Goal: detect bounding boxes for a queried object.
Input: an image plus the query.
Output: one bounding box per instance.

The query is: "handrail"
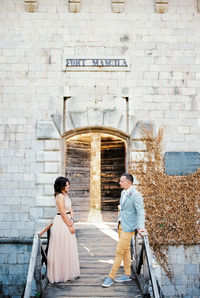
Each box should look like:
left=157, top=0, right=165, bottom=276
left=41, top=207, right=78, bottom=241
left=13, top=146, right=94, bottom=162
left=37, top=221, right=53, bottom=237
left=24, top=234, right=39, bottom=298
left=132, top=231, right=163, bottom=298
left=23, top=221, right=53, bottom=298
left=143, top=235, right=160, bottom=297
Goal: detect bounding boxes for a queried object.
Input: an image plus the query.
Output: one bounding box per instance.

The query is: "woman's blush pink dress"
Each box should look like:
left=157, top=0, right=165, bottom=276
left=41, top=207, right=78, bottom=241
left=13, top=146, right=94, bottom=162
left=47, top=195, right=80, bottom=283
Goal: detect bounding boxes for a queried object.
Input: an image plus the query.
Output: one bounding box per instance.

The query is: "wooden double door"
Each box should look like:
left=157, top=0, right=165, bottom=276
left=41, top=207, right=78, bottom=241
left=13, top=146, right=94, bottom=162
left=65, top=133, right=126, bottom=221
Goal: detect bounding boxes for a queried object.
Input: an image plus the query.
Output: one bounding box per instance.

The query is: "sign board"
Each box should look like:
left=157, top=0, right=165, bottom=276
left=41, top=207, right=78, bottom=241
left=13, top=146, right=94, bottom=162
left=62, top=46, right=130, bottom=72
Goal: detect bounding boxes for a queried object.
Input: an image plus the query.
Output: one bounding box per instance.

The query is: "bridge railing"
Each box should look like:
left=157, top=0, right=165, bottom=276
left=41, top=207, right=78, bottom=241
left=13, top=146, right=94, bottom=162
left=23, top=221, right=53, bottom=298
left=131, top=231, right=164, bottom=298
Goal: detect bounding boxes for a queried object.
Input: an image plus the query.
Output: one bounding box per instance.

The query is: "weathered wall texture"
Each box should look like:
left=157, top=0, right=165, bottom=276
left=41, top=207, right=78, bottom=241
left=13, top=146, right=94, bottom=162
left=0, top=0, right=199, bottom=236
left=0, top=242, right=32, bottom=296
left=0, top=0, right=200, bottom=296
left=153, top=245, right=200, bottom=297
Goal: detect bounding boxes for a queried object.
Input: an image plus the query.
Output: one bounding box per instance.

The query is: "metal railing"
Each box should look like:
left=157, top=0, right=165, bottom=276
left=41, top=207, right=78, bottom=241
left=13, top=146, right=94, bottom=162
left=131, top=231, right=164, bottom=298
left=23, top=221, right=53, bottom=298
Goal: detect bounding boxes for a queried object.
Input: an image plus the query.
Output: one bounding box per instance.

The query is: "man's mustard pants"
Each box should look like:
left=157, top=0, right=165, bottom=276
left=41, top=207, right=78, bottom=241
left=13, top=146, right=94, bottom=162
left=108, top=223, right=134, bottom=279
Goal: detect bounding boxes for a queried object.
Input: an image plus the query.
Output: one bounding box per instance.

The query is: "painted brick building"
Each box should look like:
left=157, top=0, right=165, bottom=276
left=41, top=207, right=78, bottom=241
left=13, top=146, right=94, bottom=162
left=0, top=0, right=200, bottom=297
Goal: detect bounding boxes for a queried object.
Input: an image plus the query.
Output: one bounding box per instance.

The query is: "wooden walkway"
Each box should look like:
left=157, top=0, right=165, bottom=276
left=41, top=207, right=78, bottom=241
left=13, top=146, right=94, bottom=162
left=44, top=222, right=143, bottom=298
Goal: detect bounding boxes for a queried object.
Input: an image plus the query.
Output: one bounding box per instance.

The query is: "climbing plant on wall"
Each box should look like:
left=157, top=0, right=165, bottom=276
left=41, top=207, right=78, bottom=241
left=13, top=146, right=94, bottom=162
left=131, top=126, right=200, bottom=278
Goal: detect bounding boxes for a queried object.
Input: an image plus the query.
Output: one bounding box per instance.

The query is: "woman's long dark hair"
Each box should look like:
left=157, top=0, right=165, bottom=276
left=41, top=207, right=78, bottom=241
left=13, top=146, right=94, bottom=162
left=54, top=176, right=70, bottom=197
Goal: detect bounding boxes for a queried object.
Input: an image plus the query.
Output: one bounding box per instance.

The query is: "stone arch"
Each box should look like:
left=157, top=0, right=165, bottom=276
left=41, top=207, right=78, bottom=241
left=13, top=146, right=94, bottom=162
left=63, top=126, right=130, bottom=145
left=63, top=95, right=136, bottom=136
left=64, top=127, right=129, bottom=222
left=35, top=109, right=152, bottom=223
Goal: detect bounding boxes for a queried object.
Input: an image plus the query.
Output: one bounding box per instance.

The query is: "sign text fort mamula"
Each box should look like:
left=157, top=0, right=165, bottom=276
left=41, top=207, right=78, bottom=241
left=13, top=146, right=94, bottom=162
left=65, top=58, right=128, bottom=67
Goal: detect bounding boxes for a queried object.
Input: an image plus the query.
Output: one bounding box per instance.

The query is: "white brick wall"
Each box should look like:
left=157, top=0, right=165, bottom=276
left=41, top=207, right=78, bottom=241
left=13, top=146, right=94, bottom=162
left=0, top=0, right=200, bottom=238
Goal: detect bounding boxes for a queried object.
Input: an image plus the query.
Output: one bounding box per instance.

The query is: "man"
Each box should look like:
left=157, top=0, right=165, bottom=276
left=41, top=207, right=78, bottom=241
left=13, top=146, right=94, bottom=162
left=102, top=173, right=146, bottom=287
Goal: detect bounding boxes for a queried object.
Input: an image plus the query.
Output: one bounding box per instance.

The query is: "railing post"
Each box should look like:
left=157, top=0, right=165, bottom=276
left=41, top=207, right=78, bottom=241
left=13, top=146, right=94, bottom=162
left=24, top=221, right=53, bottom=298
left=34, top=237, right=42, bottom=296
left=24, top=234, right=39, bottom=298
left=135, top=232, right=143, bottom=269
left=143, top=246, right=150, bottom=295
left=143, top=236, right=160, bottom=298
left=132, top=232, right=162, bottom=298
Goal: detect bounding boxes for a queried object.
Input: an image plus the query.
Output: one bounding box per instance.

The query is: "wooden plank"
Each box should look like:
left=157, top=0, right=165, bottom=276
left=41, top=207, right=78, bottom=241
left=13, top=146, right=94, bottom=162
left=56, top=276, right=138, bottom=286
left=77, top=243, right=117, bottom=248
left=70, top=199, right=90, bottom=206
left=76, top=238, right=117, bottom=243
left=101, top=138, right=125, bottom=212
left=70, top=191, right=90, bottom=197
left=44, top=284, right=142, bottom=297
left=42, top=275, right=49, bottom=294
left=66, top=167, right=90, bottom=173
left=77, top=235, right=116, bottom=242
left=44, top=223, right=142, bottom=297
left=68, top=184, right=90, bottom=191
left=77, top=251, right=116, bottom=256
left=66, top=138, right=90, bottom=221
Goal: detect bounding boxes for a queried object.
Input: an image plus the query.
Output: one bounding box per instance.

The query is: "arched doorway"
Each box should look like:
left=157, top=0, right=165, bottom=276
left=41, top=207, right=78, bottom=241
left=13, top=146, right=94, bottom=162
left=101, top=135, right=125, bottom=212
left=65, top=131, right=126, bottom=222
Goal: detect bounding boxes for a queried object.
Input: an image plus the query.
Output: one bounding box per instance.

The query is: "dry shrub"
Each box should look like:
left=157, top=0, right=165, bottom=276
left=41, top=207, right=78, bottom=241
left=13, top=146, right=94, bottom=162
left=131, top=126, right=200, bottom=278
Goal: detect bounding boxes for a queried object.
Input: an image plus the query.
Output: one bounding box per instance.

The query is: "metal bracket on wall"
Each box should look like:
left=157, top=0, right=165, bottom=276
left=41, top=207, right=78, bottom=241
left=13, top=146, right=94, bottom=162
left=112, top=0, right=125, bottom=13
left=24, top=0, right=38, bottom=12
left=68, top=0, right=81, bottom=13
left=155, top=0, right=168, bottom=14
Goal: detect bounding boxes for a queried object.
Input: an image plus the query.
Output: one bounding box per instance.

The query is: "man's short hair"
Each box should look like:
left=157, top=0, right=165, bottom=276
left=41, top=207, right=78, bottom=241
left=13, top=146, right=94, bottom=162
left=121, top=173, right=134, bottom=183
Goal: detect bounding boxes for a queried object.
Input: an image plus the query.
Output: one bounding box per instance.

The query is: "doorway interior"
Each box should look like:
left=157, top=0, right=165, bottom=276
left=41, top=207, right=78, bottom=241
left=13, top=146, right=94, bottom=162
left=65, top=132, right=126, bottom=222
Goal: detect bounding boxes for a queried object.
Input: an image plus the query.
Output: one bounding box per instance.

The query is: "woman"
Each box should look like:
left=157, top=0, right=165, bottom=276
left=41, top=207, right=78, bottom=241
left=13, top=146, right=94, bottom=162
left=47, top=176, right=80, bottom=283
